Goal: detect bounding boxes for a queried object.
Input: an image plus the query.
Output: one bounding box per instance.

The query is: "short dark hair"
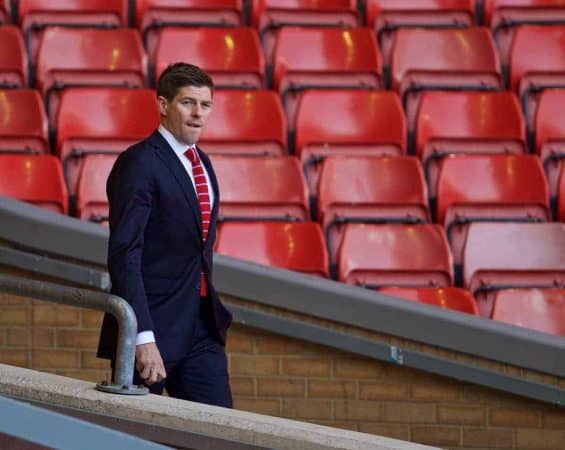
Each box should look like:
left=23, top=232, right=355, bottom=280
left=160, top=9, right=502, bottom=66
left=157, top=62, right=214, bottom=101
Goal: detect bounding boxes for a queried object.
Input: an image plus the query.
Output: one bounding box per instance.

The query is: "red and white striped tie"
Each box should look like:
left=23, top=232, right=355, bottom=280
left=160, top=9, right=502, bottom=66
left=185, top=146, right=211, bottom=297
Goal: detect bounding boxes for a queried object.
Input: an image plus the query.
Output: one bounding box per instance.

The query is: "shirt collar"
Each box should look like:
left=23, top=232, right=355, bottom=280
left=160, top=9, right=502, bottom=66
left=158, top=124, right=195, bottom=157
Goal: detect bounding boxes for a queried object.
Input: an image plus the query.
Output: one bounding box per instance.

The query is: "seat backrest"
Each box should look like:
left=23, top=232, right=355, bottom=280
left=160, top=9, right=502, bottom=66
left=463, top=222, right=565, bottom=290
left=253, top=0, right=359, bottom=64
left=56, top=87, right=158, bottom=196
left=0, top=89, right=48, bottom=154
left=272, top=27, right=382, bottom=92
left=19, top=0, right=127, bottom=60
left=136, top=0, right=243, bottom=27
left=318, top=156, right=429, bottom=267
left=534, top=88, right=565, bottom=154
left=484, top=0, right=565, bottom=64
left=484, top=0, right=565, bottom=25
left=390, top=27, right=501, bottom=94
left=76, top=154, right=117, bottom=221
left=210, top=155, right=309, bottom=221
left=253, top=0, right=357, bottom=25
left=0, top=154, right=68, bottom=214
left=318, top=156, right=429, bottom=223
left=36, top=27, right=147, bottom=102
left=273, top=27, right=382, bottom=129
left=294, top=89, right=406, bottom=157
left=136, top=0, right=244, bottom=57
left=379, top=286, right=479, bottom=315
left=415, top=91, right=525, bottom=158
left=491, top=288, right=565, bottom=336
left=366, top=0, right=475, bottom=29
left=18, top=0, right=127, bottom=25
left=509, top=25, right=565, bottom=93
left=436, top=154, right=549, bottom=224
left=337, top=224, right=453, bottom=287
left=0, top=26, right=27, bottom=88
left=199, top=89, right=286, bottom=156
left=216, top=221, right=329, bottom=277
left=154, top=27, right=264, bottom=88
left=56, top=88, right=160, bottom=161
left=366, top=0, right=475, bottom=66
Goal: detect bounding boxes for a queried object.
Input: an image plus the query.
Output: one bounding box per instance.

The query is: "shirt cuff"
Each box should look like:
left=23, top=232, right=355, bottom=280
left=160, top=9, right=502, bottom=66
left=136, top=331, right=155, bottom=346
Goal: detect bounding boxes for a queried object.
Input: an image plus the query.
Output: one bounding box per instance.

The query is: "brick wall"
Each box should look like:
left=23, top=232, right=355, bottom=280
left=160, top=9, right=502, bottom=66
left=226, top=324, right=565, bottom=450
left=1, top=290, right=564, bottom=449
left=0, top=292, right=111, bottom=383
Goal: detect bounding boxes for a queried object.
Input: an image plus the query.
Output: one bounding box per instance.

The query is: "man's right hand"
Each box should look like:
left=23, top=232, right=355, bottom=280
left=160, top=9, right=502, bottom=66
left=135, top=342, right=166, bottom=385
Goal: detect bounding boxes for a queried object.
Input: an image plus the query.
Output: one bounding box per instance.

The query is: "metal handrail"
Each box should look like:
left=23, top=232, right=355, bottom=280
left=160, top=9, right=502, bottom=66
left=0, top=274, right=147, bottom=395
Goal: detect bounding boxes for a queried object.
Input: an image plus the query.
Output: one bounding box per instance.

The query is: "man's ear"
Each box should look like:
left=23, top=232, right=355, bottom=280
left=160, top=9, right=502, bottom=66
left=157, top=96, right=168, bottom=116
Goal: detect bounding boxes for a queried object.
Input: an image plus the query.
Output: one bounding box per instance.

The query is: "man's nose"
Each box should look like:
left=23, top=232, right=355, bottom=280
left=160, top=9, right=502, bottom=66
left=192, top=104, right=202, bottom=117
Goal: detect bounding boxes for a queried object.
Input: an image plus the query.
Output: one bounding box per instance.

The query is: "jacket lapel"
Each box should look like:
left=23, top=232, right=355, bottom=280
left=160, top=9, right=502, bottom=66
left=148, top=131, right=202, bottom=237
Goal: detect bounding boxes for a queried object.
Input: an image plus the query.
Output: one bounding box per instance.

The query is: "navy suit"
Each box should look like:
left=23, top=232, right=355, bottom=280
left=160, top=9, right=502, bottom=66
left=97, top=130, right=232, bottom=406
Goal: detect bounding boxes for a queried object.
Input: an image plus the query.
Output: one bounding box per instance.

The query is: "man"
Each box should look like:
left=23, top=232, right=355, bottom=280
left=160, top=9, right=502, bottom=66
left=97, top=62, right=233, bottom=408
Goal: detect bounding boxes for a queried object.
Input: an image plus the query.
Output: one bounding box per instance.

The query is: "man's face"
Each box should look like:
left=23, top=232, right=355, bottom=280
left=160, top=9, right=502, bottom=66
left=158, top=85, right=213, bottom=146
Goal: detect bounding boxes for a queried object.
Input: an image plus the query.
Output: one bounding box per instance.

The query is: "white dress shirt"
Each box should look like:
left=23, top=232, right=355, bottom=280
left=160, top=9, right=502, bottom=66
left=136, top=125, right=215, bottom=346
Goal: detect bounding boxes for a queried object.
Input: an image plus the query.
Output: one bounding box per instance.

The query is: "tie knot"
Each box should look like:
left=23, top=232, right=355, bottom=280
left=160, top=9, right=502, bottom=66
left=185, top=146, right=198, bottom=164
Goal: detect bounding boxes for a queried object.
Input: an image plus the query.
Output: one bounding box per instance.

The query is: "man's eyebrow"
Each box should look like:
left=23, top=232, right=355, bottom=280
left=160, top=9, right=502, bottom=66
left=178, top=96, right=213, bottom=104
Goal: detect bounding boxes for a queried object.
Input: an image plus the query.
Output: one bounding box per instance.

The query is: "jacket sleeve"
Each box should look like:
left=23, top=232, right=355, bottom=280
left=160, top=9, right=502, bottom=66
left=106, top=148, right=155, bottom=333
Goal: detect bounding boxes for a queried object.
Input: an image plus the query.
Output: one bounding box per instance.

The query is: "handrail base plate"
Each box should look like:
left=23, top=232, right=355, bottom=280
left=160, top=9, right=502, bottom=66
left=96, top=382, right=149, bottom=396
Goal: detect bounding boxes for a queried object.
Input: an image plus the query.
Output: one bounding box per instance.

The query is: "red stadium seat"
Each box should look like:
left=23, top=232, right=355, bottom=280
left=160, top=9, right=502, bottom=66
left=18, top=0, right=127, bottom=61
left=136, top=0, right=244, bottom=58
left=415, top=91, right=526, bottom=195
left=0, top=26, right=27, bottom=88
left=463, top=222, right=565, bottom=317
left=0, top=89, right=48, bottom=154
left=36, top=28, right=147, bottom=122
left=210, top=155, right=309, bottom=221
left=365, top=0, right=476, bottom=66
left=252, top=0, right=359, bottom=65
left=216, top=221, right=329, bottom=277
left=484, top=0, right=565, bottom=64
left=273, top=27, right=382, bottom=127
left=558, top=164, right=565, bottom=221
left=200, top=89, right=286, bottom=156
left=295, top=89, right=406, bottom=193
left=76, top=154, right=117, bottom=223
left=337, top=224, right=453, bottom=287
left=436, top=154, right=550, bottom=266
left=379, top=287, right=479, bottom=315
left=318, top=156, right=429, bottom=267
left=534, top=89, right=565, bottom=199
left=509, top=25, right=565, bottom=129
left=0, top=154, right=68, bottom=214
left=491, top=288, right=565, bottom=336
left=153, top=27, right=264, bottom=88
left=391, top=27, right=502, bottom=125
left=56, top=88, right=159, bottom=197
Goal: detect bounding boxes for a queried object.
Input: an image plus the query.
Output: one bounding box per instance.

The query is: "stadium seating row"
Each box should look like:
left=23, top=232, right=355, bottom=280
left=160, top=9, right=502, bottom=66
left=2, top=23, right=565, bottom=115
left=2, top=1, right=565, bottom=50
left=1, top=1, right=562, bottom=25
left=1, top=151, right=563, bottom=261
left=215, top=220, right=565, bottom=328
left=2, top=87, right=564, bottom=210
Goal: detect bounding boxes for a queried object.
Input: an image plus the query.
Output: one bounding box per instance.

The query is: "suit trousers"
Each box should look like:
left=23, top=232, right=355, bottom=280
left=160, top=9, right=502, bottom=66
left=123, top=296, right=232, bottom=408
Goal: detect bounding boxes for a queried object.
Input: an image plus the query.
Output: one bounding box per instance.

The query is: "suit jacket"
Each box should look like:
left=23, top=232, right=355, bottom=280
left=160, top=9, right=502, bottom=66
left=97, top=130, right=232, bottom=363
